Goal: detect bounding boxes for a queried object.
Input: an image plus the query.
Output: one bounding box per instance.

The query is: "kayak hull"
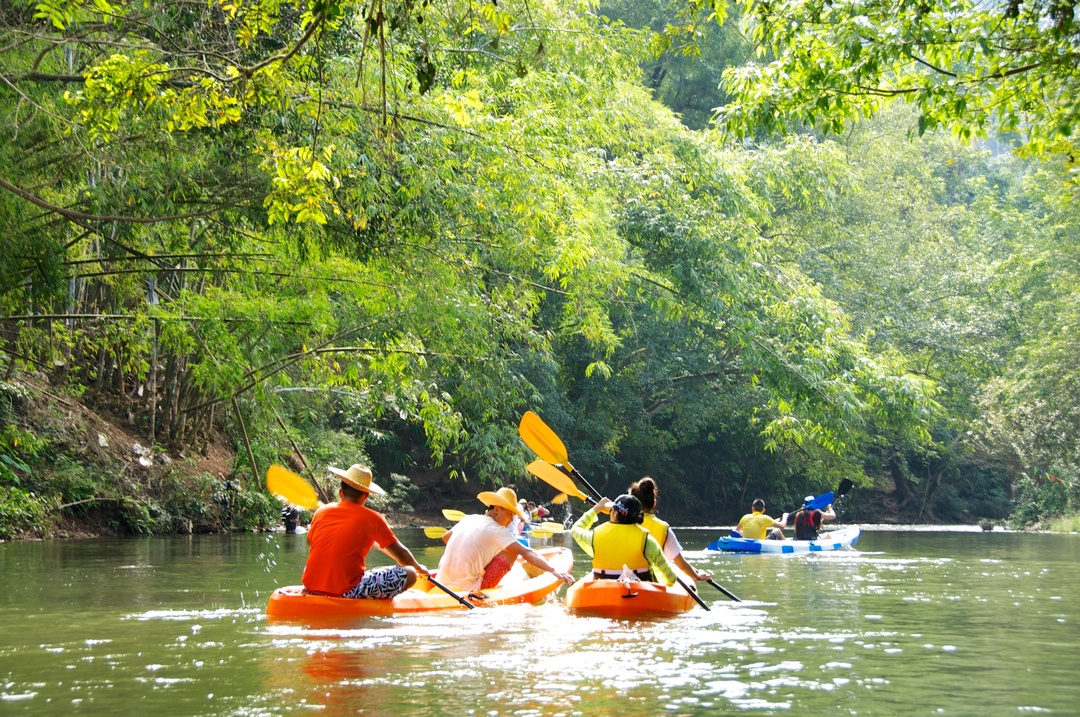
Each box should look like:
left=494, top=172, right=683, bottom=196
left=266, top=547, right=572, bottom=622
left=564, top=578, right=696, bottom=617
left=707, top=527, right=861, bottom=553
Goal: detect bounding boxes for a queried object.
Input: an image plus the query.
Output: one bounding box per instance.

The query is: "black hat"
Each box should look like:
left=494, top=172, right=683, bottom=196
left=610, top=494, right=644, bottom=524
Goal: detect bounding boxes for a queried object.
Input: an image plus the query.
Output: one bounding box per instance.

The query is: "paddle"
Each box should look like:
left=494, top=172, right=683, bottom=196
left=790, top=479, right=854, bottom=515
left=789, top=478, right=854, bottom=519
left=706, top=579, right=740, bottom=602
left=525, top=459, right=592, bottom=503
left=519, top=411, right=605, bottom=501
left=545, top=493, right=569, bottom=506
left=266, top=464, right=321, bottom=510
left=425, top=575, right=475, bottom=609
left=442, top=508, right=466, bottom=522
left=426, top=522, right=560, bottom=542
left=675, top=575, right=711, bottom=611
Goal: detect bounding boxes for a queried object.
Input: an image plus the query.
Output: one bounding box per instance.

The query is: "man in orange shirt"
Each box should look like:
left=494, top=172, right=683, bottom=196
left=302, top=464, right=428, bottom=599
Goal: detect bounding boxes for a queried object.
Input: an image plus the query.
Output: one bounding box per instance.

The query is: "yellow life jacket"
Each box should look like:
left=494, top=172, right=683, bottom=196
left=592, top=522, right=650, bottom=579
left=641, top=513, right=669, bottom=551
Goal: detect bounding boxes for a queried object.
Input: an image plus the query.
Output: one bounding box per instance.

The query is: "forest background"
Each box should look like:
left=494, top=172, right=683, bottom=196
left=1, top=0, right=1078, bottom=539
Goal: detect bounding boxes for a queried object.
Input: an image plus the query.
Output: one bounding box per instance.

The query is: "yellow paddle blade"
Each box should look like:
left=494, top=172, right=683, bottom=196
left=266, top=464, right=319, bottom=510
left=519, top=411, right=571, bottom=466
left=424, top=526, right=448, bottom=539
left=526, top=460, right=588, bottom=501
left=552, top=492, right=569, bottom=505
left=527, top=528, right=552, bottom=539
left=538, top=521, right=566, bottom=533
left=441, top=508, right=466, bottom=522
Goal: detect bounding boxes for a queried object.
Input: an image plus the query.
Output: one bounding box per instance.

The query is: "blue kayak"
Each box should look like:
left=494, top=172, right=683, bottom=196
left=706, top=527, right=861, bottom=553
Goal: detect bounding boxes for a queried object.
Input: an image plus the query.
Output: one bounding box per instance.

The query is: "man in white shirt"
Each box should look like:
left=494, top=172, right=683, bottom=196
left=437, top=486, right=575, bottom=595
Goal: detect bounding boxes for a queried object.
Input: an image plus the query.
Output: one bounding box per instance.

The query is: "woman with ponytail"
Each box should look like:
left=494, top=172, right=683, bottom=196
left=629, top=477, right=711, bottom=585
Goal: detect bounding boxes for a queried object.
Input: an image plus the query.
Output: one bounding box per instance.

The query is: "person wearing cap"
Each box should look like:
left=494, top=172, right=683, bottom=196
left=737, top=498, right=788, bottom=540
left=570, top=494, right=678, bottom=585
left=302, top=464, right=429, bottom=599
left=629, top=476, right=711, bottom=583
left=792, top=498, right=837, bottom=540
left=436, top=486, right=575, bottom=594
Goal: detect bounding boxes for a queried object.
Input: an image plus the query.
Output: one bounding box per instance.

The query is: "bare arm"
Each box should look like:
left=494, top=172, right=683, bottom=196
left=673, top=552, right=711, bottom=582
left=505, top=542, right=575, bottom=584
left=382, top=540, right=428, bottom=576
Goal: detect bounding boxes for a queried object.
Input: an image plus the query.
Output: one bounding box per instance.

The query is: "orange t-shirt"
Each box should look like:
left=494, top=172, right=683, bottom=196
left=302, top=500, right=398, bottom=596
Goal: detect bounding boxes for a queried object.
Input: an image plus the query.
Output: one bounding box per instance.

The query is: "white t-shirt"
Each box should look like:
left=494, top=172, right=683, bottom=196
left=436, top=514, right=517, bottom=591
left=661, top=529, right=683, bottom=561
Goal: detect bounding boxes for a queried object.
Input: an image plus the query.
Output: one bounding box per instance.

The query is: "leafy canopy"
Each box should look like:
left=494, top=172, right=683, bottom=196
left=716, top=0, right=1080, bottom=169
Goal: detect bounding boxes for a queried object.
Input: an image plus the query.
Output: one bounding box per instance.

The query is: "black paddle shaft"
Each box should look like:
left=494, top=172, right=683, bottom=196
left=708, top=579, right=741, bottom=602
left=565, top=465, right=604, bottom=503
left=676, top=576, right=711, bottom=611
left=426, top=576, right=475, bottom=609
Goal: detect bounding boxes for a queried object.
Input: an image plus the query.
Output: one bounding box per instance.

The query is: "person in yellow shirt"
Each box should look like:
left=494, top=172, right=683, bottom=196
left=571, top=494, right=677, bottom=585
left=736, top=499, right=787, bottom=540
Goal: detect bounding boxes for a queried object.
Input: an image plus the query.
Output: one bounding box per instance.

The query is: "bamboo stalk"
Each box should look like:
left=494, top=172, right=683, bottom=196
left=232, top=396, right=259, bottom=488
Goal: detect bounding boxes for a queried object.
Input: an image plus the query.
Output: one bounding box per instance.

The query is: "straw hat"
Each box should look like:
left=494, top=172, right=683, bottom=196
left=328, top=464, right=385, bottom=495
left=477, top=486, right=526, bottom=520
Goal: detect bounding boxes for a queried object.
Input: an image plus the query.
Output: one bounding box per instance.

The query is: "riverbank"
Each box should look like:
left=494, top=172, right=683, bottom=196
left=0, top=372, right=1044, bottom=541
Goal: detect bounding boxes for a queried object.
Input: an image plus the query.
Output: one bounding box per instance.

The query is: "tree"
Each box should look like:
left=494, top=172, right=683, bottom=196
left=599, top=0, right=751, bottom=130
left=715, top=0, right=1080, bottom=170
left=1, top=0, right=945, bottom=533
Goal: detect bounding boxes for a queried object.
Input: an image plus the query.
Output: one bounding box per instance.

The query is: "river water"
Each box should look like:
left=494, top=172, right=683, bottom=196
left=1, top=526, right=1078, bottom=716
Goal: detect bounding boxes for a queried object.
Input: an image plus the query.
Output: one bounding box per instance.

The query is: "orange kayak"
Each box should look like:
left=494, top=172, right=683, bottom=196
left=565, top=577, right=697, bottom=617
left=266, top=547, right=573, bottom=622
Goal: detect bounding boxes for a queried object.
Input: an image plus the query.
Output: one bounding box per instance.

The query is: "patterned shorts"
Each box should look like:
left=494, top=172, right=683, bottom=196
left=343, top=565, right=410, bottom=599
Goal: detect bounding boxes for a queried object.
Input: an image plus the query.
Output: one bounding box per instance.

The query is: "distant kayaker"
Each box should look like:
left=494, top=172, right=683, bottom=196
left=737, top=499, right=788, bottom=540
left=436, top=486, right=575, bottom=595
left=629, top=477, right=711, bottom=583
left=792, top=498, right=837, bottom=540
left=571, top=494, right=678, bottom=585
left=302, top=464, right=429, bottom=599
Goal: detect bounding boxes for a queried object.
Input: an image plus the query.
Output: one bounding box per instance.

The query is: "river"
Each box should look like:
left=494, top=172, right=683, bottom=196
left=1, top=526, right=1078, bottom=715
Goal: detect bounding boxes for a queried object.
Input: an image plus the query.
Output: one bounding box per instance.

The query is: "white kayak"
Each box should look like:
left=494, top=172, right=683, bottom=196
left=706, top=526, right=861, bottom=553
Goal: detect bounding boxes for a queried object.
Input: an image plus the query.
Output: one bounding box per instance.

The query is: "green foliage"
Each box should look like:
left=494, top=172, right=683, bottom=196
left=0, top=383, right=47, bottom=488
left=223, top=485, right=278, bottom=532
left=1045, top=514, right=1080, bottom=533
left=1009, top=474, right=1074, bottom=529
left=3, top=0, right=1063, bottom=535
left=366, top=472, right=421, bottom=513
left=46, top=457, right=101, bottom=503
left=600, top=0, right=750, bottom=130
left=0, top=486, right=50, bottom=539
left=717, top=0, right=1080, bottom=166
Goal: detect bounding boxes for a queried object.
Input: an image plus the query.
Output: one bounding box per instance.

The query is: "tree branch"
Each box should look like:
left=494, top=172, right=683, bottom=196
left=0, top=176, right=242, bottom=224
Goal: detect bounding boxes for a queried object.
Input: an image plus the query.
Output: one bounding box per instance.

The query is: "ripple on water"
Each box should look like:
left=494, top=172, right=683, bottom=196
left=127, top=607, right=260, bottom=622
